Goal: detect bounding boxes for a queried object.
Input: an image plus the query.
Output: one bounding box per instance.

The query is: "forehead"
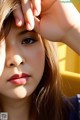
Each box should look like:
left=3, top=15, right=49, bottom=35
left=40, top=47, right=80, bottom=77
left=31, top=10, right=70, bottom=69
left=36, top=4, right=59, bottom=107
left=3, top=15, right=35, bottom=38
left=9, top=23, right=38, bottom=38
left=10, top=22, right=27, bottom=34
left=2, top=13, right=42, bottom=42
left=2, top=13, right=26, bottom=36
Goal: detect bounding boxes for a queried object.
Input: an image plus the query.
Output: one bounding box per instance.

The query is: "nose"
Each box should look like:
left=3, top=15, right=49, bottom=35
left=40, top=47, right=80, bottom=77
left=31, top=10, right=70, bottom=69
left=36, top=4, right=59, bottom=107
left=6, top=55, right=25, bottom=67
left=5, top=40, right=25, bottom=67
left=6, top=54, right=24, bottom=67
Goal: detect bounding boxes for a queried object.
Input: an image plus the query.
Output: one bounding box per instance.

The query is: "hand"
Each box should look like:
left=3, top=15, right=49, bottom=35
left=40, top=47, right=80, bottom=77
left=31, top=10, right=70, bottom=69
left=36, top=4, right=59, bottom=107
left=13, top=0, right=80, bottom=42
left=13, top=0, right=41, bottom=30
left=34, top=0, right=80, bottom=42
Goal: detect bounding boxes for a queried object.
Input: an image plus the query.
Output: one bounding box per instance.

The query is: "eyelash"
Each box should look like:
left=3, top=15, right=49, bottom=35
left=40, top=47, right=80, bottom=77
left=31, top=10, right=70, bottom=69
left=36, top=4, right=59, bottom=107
left=21, top=37, right=37, bottom=45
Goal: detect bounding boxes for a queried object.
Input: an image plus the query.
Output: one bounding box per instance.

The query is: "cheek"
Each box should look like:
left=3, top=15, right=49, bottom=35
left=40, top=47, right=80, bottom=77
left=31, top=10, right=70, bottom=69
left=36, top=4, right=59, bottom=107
left=25, top=44, right=45, bottom=79
left=36, top=46, right=45, bottom=62
left=31, top=45, right=45, bottom=70
left=34, top=48, right=45, bottom=80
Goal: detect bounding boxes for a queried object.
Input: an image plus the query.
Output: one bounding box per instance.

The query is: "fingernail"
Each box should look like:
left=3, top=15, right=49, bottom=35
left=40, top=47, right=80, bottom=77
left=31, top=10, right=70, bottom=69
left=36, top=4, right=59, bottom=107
left=34, top=9, right=39, bottom=16
left=26, top=23, right=34, bottom=30
left=16, top=18, right=23, bottom=26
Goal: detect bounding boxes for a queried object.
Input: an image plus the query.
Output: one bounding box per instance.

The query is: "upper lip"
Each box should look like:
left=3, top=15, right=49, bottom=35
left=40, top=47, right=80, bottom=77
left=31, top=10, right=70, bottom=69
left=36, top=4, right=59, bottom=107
left=8, top=73, right=30, bottom=81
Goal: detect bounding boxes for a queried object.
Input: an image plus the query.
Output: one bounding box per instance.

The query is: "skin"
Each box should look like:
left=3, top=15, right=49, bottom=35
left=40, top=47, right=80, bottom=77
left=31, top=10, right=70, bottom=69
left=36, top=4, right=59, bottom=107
left=0, top=22, right=45, bottom=120
left=14, top=0, right=80, bottom=37
left=0, top=0, right=79, bottom=76
left=13, top=0, right=80, bottom=54
left=13, top=0, right=41, bottom=29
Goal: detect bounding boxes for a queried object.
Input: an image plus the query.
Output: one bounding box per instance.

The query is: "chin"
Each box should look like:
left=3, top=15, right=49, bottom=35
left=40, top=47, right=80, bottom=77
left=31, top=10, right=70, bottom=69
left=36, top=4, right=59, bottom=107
left=1, top=86, right=34, bottom=99
left=12, top=86, right=28, bottom=99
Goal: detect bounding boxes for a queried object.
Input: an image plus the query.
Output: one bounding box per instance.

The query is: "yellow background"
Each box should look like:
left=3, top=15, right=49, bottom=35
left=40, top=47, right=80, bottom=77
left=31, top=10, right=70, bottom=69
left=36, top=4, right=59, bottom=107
left=58, top=43, right=80, bottom=97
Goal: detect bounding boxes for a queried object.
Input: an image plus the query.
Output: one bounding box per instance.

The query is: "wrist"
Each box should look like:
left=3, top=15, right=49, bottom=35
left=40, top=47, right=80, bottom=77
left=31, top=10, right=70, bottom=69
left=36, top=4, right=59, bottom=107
left=62, top=25, right=80, bottom=55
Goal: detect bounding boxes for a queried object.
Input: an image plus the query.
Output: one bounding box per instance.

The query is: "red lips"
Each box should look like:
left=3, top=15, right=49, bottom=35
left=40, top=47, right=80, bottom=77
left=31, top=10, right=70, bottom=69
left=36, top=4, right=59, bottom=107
left=8, top=73, right=30, bottom=85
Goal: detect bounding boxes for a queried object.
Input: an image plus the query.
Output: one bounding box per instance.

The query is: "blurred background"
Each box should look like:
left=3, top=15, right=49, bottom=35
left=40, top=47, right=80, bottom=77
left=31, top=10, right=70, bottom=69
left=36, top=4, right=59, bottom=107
left=58, top=42, right=80, bottom=97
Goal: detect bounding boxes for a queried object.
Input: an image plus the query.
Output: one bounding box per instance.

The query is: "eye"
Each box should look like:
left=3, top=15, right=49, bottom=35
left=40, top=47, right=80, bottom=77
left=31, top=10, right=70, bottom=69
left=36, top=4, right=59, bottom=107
left=21, top=37, right=37, bottom=45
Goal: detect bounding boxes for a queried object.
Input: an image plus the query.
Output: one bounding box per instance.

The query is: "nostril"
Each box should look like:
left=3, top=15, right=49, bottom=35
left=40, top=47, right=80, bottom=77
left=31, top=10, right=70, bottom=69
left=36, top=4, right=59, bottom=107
left=8, top=61, right=24, bottom=67
left=21, top=62, right=24, bottom=64
left=10, top=63, right=14, bottom=66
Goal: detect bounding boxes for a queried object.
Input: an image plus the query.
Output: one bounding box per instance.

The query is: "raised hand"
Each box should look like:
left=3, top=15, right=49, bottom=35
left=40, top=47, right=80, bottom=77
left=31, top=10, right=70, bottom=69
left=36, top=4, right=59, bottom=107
left=13, top=0, right=41, bottom=30
left=13, top=0, right=80, bottom=54
left=34, top=0, right=80, bottom=42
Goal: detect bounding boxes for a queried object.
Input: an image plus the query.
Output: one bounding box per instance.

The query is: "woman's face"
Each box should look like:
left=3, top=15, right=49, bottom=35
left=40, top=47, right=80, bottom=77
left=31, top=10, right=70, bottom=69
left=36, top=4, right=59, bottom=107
left=0, top=22, right=45, bottom=99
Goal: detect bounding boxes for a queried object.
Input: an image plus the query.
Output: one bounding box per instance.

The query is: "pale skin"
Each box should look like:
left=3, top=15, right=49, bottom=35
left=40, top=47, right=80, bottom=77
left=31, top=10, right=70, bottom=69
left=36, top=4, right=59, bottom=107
left=13, top=0, right=80, bottom=55
left=0, top=0, right=80, bottom=80
left=0, top=21, right=45, bottom=120
left=0, top=0, right=80, bottom=76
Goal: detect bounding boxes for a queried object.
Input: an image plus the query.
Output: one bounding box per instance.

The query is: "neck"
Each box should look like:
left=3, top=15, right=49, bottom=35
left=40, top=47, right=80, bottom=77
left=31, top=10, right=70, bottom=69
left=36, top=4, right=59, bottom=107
left=0, top=94, right=31, bottom=120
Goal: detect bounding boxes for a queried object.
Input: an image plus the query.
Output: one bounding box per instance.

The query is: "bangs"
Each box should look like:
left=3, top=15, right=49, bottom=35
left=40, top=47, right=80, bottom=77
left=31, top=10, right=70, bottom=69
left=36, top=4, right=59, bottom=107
left=2, top=13, right=14, bottom=38
left=0, top=0, right=19, bottom=39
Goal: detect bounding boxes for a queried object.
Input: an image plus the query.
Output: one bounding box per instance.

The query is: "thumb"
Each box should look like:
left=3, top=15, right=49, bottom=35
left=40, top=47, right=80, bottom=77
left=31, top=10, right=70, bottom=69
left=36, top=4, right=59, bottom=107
left=34, top=17, right=41, bottom=34
left=34, top=17, right=45, bottom=38
left=34, top=16, right=53, bottom=41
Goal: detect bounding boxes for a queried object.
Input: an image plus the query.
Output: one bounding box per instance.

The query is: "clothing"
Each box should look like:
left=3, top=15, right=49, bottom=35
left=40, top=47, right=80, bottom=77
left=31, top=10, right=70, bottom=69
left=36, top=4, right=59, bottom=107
left=69, top=94, right=80, bottom=120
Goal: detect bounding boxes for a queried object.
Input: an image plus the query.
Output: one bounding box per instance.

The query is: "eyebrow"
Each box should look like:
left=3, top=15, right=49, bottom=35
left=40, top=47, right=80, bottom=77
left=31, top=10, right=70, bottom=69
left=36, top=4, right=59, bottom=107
left=18, top=30, right=34, bottom=35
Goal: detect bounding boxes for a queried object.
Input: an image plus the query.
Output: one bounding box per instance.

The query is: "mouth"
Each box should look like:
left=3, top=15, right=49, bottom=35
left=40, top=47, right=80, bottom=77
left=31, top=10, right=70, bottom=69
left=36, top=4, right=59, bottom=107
left=7, top=73, right=31, bottom=85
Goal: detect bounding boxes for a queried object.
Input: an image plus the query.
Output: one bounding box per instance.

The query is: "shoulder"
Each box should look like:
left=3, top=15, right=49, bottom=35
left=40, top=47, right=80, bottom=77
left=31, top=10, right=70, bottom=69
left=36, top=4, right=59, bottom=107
left=68, top=94, right=80, bottom=120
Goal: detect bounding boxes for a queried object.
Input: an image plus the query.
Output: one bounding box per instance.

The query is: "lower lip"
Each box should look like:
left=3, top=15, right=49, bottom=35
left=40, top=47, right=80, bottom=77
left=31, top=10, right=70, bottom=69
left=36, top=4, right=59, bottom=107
left=9, top=77, right=29, bottom=85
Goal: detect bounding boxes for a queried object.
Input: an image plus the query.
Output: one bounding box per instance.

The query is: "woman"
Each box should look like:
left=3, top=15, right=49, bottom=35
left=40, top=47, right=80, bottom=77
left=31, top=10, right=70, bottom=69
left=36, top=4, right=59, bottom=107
left=0, top=1, right=79, bottom=120
left=0, top=12, right=70, bottom=120
left=0, top=0, right=80, bottom=76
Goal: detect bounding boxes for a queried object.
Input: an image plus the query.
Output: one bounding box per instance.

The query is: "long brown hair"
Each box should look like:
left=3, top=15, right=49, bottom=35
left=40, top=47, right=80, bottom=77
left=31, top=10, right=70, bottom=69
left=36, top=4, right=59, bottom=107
left=0, top=1, right=69, bottom=120
left=29, top=40, right=69, bottom=120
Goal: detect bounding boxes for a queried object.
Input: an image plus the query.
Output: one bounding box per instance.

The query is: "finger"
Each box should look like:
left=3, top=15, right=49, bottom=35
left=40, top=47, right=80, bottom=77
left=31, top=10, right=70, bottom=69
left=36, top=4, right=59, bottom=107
left=13, top=3, right=24, bottom=27
left=34, top=17, right=58, bottom=41
left=34, top=17, right=46, bottom=39
left=34, top=17, right=41, bottom=34
left=32, top=0, right=41, bottom=16
left=21, top=0, right=34, bottom=30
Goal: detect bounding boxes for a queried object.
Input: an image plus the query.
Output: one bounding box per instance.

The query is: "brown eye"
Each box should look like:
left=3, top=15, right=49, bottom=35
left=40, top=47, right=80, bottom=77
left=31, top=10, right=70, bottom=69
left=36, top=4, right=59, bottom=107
left=21, top=37, right=37, bottom=45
